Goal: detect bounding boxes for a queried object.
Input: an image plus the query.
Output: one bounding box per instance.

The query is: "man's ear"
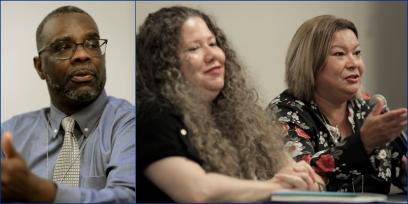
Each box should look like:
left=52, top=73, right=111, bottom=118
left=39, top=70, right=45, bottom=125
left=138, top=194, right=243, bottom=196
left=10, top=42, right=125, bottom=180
left=33, top=57, right=45, bottom=80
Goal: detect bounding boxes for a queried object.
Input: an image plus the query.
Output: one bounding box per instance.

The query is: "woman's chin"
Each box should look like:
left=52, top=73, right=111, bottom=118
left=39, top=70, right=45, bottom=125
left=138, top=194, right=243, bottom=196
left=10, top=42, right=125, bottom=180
left=344, top=88, right=360, bottom=99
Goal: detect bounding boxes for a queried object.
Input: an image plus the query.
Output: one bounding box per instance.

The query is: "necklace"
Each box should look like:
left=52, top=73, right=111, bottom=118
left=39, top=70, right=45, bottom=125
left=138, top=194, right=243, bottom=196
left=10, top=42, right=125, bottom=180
left=317, top=107, right=342, bottom=144
left=324, top=118, right=342, bottom=144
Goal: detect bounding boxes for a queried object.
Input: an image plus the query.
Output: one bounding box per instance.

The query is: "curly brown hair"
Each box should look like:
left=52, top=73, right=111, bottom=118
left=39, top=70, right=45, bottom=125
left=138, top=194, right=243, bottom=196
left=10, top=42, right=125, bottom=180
left=137, top=6, right=288, bottom=180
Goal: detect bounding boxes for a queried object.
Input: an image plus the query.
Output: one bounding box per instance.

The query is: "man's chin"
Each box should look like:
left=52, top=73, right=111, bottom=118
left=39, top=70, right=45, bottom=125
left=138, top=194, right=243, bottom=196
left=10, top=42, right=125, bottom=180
left=64, top=86, right=102, bottom=103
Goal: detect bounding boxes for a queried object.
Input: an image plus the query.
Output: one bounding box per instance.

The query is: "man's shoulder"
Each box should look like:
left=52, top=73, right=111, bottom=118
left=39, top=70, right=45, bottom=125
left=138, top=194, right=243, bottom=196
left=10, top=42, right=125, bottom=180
left=106, top=96, right=134, bottom=110
left=3, top=108, right=46, bottom=123
left=103, top=96, right=135, bottom=119
left=2, top=108, right=47, bottom=131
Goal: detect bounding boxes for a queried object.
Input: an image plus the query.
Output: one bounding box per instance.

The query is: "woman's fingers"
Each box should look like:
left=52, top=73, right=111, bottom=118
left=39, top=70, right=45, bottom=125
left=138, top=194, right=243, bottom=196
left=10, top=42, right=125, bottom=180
left=274, top=172, right=311, bottom=190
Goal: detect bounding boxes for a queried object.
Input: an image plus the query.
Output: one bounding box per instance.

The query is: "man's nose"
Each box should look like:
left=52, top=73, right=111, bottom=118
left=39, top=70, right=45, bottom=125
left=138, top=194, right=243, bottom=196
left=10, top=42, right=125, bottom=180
left=70, top=45, right=91, bottom=63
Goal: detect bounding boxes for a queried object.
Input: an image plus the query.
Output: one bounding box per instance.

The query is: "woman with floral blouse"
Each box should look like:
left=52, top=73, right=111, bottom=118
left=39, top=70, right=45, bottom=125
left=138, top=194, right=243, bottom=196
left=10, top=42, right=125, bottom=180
left=267, top=15, right=407, bottom=194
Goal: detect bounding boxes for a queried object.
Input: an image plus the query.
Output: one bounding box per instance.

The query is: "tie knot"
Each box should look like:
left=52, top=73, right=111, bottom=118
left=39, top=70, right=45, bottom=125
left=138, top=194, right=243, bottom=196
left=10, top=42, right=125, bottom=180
left=61, top=117, right=75, bottom=133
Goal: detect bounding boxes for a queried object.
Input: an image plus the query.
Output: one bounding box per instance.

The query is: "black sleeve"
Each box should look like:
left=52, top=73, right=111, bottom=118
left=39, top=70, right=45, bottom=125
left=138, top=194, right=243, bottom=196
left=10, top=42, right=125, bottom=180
left=137, top=102, right=201, bottom=171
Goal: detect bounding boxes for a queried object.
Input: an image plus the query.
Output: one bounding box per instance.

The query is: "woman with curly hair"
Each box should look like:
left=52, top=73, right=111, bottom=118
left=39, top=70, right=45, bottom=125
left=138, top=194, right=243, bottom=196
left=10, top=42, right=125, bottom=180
left=267, top=15, right=407, bottom=194
left=137, top=6, right=322, bottom=202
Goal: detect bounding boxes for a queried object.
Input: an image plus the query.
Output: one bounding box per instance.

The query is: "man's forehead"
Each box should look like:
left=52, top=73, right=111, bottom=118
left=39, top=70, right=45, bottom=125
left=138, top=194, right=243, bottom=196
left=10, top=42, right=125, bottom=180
left=41, top=12, right=99, bottom=44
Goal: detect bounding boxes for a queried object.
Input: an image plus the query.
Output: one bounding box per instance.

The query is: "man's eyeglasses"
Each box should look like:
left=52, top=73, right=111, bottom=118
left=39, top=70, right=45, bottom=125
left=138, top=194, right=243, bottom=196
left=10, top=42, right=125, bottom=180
left=38, top=39, right=108, bottom=60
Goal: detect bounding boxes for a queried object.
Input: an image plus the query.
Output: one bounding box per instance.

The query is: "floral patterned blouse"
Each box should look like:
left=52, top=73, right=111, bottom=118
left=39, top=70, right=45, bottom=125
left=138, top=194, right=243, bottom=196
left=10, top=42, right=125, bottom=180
left=267, top=90, right=406, bottom=194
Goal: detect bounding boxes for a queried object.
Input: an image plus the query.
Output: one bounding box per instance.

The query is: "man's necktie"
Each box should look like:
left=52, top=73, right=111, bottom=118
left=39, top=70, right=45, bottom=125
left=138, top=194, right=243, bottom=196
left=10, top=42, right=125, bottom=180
left=52, top=116, right=80, bottom=186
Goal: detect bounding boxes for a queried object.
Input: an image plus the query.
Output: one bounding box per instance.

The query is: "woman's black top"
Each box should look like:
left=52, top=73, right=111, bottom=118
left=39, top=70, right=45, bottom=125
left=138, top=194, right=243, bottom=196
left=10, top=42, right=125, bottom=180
left=136, top=100, right=201, bottom=202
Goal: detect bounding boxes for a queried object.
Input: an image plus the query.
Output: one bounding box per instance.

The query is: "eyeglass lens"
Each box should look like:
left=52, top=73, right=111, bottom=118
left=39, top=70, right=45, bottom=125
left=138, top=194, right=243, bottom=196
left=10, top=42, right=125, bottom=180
left=51, top=39, right=107, bottom=59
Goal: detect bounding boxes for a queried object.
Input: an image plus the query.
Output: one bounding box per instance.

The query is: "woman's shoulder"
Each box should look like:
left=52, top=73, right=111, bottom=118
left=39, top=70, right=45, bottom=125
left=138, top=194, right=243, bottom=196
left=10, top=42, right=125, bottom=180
left=136, top=98, right=202, bottom=168
left=137, top=98, right=184, bottom=131
left=349, top=93, right=371, bottom=112
left=268, top=90, right=309, bottom=113
left=267, top=90, right=319, bottom=130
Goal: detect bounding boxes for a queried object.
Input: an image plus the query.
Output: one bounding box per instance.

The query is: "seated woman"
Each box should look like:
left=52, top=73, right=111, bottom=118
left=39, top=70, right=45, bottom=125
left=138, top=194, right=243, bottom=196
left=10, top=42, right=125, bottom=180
left=267, top=15, right=407, bottom=194
left=137, top=6, right=323, bottom=202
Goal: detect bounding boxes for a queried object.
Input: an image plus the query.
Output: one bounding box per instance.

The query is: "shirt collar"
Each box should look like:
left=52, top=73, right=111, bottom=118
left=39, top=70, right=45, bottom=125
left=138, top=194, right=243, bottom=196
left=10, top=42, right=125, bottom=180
left=49, top=90, right=108, bottom=138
